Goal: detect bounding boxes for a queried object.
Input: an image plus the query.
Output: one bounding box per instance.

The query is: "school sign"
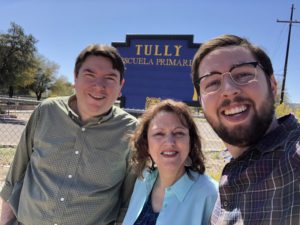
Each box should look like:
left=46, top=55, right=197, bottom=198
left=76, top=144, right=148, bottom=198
left=112, top=35, right=200, bottom=109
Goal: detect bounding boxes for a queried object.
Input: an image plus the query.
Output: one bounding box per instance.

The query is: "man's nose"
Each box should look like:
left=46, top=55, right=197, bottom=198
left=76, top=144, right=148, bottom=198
left=94, top=77, right=106, bottom=88
left=221, top=73, right=241, bottom=98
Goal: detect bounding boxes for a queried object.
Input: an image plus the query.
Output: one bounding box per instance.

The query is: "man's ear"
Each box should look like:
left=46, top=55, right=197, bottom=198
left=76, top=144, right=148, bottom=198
left=119, top=79, right=125, bottom=97
left=270, top=74, right=277, bottom=99
left=198, top=95, right=204, bottom=110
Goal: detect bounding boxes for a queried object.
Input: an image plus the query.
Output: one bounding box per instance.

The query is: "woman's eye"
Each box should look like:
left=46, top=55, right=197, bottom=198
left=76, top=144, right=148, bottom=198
left=153, top=132, right=164, bottom=137
left=174, top=132, right=185, bottom=137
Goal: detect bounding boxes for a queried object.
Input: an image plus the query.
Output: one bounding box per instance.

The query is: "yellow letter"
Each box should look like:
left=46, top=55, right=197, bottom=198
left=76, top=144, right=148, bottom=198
left=164, top=45, right=172, bottom=56
left=136, top=45, right=143, bottom=56
left=174, top=45, right=182, bottom=56
left=144, top=45, right=152, bottom=56
left=154, top=45, right=162, bottom=56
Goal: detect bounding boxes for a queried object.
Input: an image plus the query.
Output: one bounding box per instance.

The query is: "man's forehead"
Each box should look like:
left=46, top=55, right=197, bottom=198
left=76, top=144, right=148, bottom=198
left=199, top=46, right=255, bottom=74
left=80, top=56, right=120, bottom=76
left=205, top=46, right=253, bottom=60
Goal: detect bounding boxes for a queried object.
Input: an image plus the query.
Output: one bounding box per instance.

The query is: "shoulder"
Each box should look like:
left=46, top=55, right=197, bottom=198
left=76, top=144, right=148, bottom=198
left=191, top=172, right=219, bottom=195
left=182, top=172, right=218, bottom=208
left=134, top=169, right=157, bottom=188
left=38, top=96, right=69, bottom=109
left=130, top=169, right=155, bottom=196
left=136, top=169, right=156, bottom=183
left=111, top=106, right=138, bottom=126
left=273, top=114, right=300, bottom=167
left=29, top=97, right=68, bottom=118
left=278, top=114, right=300, bottom=144
left=285, top=126, right=300, bottom=167
left=286, top=123, right=300, bottom=143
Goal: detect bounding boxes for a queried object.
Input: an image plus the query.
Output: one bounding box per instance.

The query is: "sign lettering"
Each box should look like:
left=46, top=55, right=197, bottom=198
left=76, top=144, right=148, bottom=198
left=135, top=44, right=182, bottom=57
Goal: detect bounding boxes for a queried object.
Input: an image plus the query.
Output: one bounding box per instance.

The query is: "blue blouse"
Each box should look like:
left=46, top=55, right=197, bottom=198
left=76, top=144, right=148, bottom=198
left=123, top=170, right=218, bottom=225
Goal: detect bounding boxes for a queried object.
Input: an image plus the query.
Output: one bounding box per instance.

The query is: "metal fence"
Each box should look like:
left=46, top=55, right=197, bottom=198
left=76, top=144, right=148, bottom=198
left=0, top=97, right=39, bottom=146
left=0, top=97, right=227, bottom=197
left=0, top=97, right=225, bottom=161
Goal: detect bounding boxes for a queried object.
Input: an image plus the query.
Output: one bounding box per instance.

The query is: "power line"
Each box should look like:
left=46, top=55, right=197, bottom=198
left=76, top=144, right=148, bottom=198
left=277, top=4, right=300, bottom=104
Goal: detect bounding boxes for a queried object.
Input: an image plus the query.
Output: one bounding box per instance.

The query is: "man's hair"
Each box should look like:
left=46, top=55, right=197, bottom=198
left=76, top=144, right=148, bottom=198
left=192, top=34, right=274, bottom=96
left=74, top=44, right=125, bottom=82
left=129, top=99, right=205, bottom=179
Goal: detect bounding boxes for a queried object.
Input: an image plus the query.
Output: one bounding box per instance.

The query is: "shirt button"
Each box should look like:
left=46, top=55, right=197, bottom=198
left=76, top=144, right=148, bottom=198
left=223, top=201, right=228, bottom=207
left=68, top=175, right=72, bottom=178
left=75, top=150, right=79, bottom=155
left=60, top=197, right=65, bottom=202
left=54, top=224, right=58, bottom=225
left=81, top=127, right=85, bottom=131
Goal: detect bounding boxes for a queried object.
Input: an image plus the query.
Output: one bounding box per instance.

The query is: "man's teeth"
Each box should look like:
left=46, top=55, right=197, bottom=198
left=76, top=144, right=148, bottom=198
left=161, top=151, right=177, bottom=156
left=91, top=95, right=104, bottom=99
left=224, top=106, right=247, bottom=116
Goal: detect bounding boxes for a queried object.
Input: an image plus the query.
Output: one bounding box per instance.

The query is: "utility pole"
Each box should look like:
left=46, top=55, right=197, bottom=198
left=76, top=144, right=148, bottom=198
left=277, top=4, right=300, bottom=104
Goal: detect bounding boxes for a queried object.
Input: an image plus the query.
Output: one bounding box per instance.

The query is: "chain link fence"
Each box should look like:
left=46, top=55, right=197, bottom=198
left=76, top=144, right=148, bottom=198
left=0, top=97, right=39, bottom=172
left=0, top=98, right=225, bottom=150
left=0, top=97, right=227, bottom=186
left=0, top=97, right=38, bottom=144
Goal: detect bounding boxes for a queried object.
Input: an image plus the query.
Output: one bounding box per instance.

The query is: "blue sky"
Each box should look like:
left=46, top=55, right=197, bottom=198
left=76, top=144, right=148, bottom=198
left=1, top=0, right=300, bottom=103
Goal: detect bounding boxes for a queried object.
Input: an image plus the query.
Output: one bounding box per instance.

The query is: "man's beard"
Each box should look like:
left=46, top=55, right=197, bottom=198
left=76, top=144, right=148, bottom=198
left=204, top=94, right=275, bottom=148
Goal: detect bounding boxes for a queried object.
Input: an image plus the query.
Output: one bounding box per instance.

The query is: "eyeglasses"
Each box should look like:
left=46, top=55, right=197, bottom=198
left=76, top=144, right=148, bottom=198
left=197, top=61, right=262, bottom=95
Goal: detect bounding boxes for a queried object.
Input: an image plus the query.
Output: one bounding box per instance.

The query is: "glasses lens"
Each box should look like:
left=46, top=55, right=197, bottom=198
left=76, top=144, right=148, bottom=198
left=200, top=74, right=222, bottom=94
left=231, top=64, right=256, bottom=85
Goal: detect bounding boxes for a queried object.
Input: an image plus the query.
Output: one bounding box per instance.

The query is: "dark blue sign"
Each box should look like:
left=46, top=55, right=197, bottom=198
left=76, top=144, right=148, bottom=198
left=112, top=35, right=200, bottom=109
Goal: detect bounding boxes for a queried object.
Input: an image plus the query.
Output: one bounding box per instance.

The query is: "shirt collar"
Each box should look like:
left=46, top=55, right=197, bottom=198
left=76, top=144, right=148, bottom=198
left=170, top=172, right=197, bottom=202
left=144, top=169, right=158, bottom=193
left=255, top=114, right=299, bottom=154
left=230, top=114, right=299, bottom=162
left=67, top=95, right=114, bottom=125
left=143, top=169, right=197, bottom=202
left=67, top=95, right=80, bottom=121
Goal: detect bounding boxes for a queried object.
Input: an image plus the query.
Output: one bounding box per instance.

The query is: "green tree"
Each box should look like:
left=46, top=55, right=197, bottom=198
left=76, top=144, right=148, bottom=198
left=275, top=102, right=293, bottom=118
left=27, top=55, right=59, bottom=100
left=50, top=76, right=74, bottom=97
left=0, top=22, right=37, bottom=97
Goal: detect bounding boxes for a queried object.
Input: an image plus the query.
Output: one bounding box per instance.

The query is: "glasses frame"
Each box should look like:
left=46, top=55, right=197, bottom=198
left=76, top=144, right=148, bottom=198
left=197, top=61, right=263, bottom=95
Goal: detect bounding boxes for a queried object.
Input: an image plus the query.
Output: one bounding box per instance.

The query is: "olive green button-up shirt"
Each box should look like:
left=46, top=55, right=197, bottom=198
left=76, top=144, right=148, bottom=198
left=0, top=96, right=137, bottom=225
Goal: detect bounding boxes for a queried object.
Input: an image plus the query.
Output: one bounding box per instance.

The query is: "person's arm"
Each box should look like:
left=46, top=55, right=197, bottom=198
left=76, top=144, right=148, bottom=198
left=0, top=106, right=40, bottom=218
left=116, top=151, right=137, bottom=224
left=0, top=197, right=16, bottom=225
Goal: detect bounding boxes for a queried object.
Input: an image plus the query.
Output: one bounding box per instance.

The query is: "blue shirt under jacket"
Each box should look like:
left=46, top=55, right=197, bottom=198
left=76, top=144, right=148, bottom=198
left=122, top=169, right=218, bottom=225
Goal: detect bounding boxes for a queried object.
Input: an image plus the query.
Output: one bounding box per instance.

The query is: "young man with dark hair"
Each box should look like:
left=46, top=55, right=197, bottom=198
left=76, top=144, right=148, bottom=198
left=0, top=44, right=137, bottom=225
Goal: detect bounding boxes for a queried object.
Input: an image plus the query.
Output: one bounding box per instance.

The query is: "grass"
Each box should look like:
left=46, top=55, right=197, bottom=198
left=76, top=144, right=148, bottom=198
left=0, top=147, right=16, bottom=182
left=0, top=147, right=16, bottom=165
